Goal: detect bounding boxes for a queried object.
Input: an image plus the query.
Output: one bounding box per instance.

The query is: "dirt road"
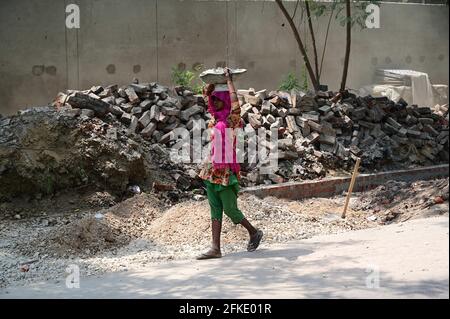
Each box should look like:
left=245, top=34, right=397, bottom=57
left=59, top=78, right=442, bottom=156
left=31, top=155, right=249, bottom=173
left=1, top=216, right=448, bottom=299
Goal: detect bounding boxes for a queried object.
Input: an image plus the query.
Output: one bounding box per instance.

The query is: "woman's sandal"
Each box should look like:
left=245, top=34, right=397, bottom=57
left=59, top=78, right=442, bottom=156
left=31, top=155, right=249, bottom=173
left=196, top=249, right=222, bottom=260
left=247, top=229, right=263, bottom=252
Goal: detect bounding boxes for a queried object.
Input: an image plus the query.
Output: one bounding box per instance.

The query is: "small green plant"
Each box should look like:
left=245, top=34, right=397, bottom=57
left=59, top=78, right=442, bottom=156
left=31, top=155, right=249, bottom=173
left=191, top=83, right=204, bottom=95
left=171, top=64, right=205, bottom=94
left=279, top=72, right=301, bottom=92
left=171, top=67, right=196, bottom=87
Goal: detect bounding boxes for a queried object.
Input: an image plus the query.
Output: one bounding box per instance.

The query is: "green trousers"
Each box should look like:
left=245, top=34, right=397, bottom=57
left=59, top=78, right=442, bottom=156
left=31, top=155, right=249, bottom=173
left=204, top=177, right=245, bottom=224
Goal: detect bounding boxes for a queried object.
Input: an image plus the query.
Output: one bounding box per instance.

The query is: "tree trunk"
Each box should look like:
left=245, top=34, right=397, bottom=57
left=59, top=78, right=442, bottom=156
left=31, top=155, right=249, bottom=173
left=319, top=4, right=335, bottom=80
left=275, top=0, right=319, bottom=91
left=305, top=1, right=319, bottom=83
left=340, top=0, right=351, bottom=92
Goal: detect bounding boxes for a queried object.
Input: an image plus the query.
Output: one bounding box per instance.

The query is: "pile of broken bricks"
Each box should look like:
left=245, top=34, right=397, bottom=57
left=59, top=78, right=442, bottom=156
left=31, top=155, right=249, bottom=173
left=236, top=88, right=449, bottom=167
left=55, top=80, right=209, bottom=146
left=53, top=80, right=449, bottom=186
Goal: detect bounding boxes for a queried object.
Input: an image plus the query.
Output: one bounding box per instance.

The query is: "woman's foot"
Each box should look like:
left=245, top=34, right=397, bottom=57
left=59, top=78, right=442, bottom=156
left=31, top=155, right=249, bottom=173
left=196, top=248, right=222, bottom=260
left=247, top=229, right=263, bottom=252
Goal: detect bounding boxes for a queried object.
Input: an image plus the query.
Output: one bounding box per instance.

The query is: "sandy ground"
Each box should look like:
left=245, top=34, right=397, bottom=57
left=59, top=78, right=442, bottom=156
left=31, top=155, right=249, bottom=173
left=1, top=216, right=448, bottom=299
left=0, top=178, right=447, bottom=291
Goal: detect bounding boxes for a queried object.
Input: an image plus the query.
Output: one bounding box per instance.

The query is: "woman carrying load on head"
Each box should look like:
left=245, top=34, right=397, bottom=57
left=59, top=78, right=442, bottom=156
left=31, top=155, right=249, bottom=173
left=197, top=68, right=263, bottom=260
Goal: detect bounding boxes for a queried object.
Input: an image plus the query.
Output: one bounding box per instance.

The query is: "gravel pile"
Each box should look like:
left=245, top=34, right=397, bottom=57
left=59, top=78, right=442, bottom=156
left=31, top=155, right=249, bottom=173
left=10, top=193, right=165, bottom=259
left=352, top=177, right=449, bottom=223
left=0, top=192, right=367, bottom=289
left=1, top=178, right=447, bottom=289
left=144, top=193, right=369, bottom=247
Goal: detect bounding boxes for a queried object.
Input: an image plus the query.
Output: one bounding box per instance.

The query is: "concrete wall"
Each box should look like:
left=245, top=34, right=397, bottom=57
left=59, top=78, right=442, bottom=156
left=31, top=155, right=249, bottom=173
left=0, top=0, right=448, bottom=115
left=316, top=2, right=449, bottom=90
left=0, top=0, right=68, bottom=115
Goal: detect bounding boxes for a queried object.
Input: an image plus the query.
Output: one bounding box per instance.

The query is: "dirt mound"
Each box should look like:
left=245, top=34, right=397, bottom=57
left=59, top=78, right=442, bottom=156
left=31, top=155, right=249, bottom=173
left=17, top=193, right=165, bottom=257
left=145, top=179, right=449, bottom=248
left=145, top=200, right=221, bottom=247
left=352, top=177, right=449, bottom=222
left=51, top=216, right=126, bottom=255
left=0, top=106, right=193, bottom=205
left=144, top=193, right=368, bottom=247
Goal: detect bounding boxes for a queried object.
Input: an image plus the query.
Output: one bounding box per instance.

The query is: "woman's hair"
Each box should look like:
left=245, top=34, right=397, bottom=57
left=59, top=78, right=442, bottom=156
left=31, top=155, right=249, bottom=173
left=203, top=83, right=215, bottom=97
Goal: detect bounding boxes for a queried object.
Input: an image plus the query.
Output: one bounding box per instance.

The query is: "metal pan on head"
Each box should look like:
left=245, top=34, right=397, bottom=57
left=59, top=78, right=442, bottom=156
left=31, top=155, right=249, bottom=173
left=199, top=67, right=247, bottom=84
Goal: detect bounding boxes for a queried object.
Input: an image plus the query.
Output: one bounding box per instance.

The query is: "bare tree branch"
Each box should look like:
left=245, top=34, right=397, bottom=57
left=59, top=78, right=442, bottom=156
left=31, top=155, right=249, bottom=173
left=275, top=0, right=319, bottom=91
left=305, top=0, right=320, bottom=82
left=319, top=4, right=335, bottom=80
left=291, top=0, right=300, bottom=20
left=340, top=0, right=351, bottom=91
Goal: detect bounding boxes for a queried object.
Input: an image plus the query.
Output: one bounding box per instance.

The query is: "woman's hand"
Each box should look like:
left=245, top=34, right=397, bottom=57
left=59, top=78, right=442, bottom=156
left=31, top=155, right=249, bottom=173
left=224, top=67, right=233, bottom=82
left=223, top=67, right=238, bottom=104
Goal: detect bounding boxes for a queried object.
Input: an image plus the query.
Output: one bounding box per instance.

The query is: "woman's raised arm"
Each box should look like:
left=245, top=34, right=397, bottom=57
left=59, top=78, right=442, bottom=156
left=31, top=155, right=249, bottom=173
left=224, top=68, right=239, bottom=105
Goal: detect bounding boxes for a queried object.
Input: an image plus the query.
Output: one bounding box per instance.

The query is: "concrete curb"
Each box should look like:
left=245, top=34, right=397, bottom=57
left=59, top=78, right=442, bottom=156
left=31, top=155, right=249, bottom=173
left=242, top=164, right=449, bottom=200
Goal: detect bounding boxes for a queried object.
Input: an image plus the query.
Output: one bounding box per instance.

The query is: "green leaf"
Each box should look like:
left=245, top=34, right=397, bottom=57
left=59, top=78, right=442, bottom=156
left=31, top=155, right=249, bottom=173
left=279, top=72, right=301, bottom=91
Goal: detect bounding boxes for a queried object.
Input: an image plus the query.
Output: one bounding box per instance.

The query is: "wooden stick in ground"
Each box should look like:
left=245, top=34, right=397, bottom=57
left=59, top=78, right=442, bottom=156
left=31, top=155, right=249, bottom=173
left=341, top=158, right=361, bottom=219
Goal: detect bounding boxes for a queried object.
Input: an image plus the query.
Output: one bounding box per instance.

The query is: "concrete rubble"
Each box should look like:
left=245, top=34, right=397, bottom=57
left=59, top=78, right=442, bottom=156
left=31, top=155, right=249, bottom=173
left=60, top=82, right=449, bottom=184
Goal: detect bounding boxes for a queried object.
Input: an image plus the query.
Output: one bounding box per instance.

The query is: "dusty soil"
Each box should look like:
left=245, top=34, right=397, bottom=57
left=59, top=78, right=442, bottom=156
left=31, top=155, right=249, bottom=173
left=352, top=177, right=449, bottom=223
left=0, top=178, right=447, bottom=289
left=0, top=107, right=191, bottom=203
left=144, top=194, right=369, bottom=248
left=14, top=193, right=166, bottom=258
